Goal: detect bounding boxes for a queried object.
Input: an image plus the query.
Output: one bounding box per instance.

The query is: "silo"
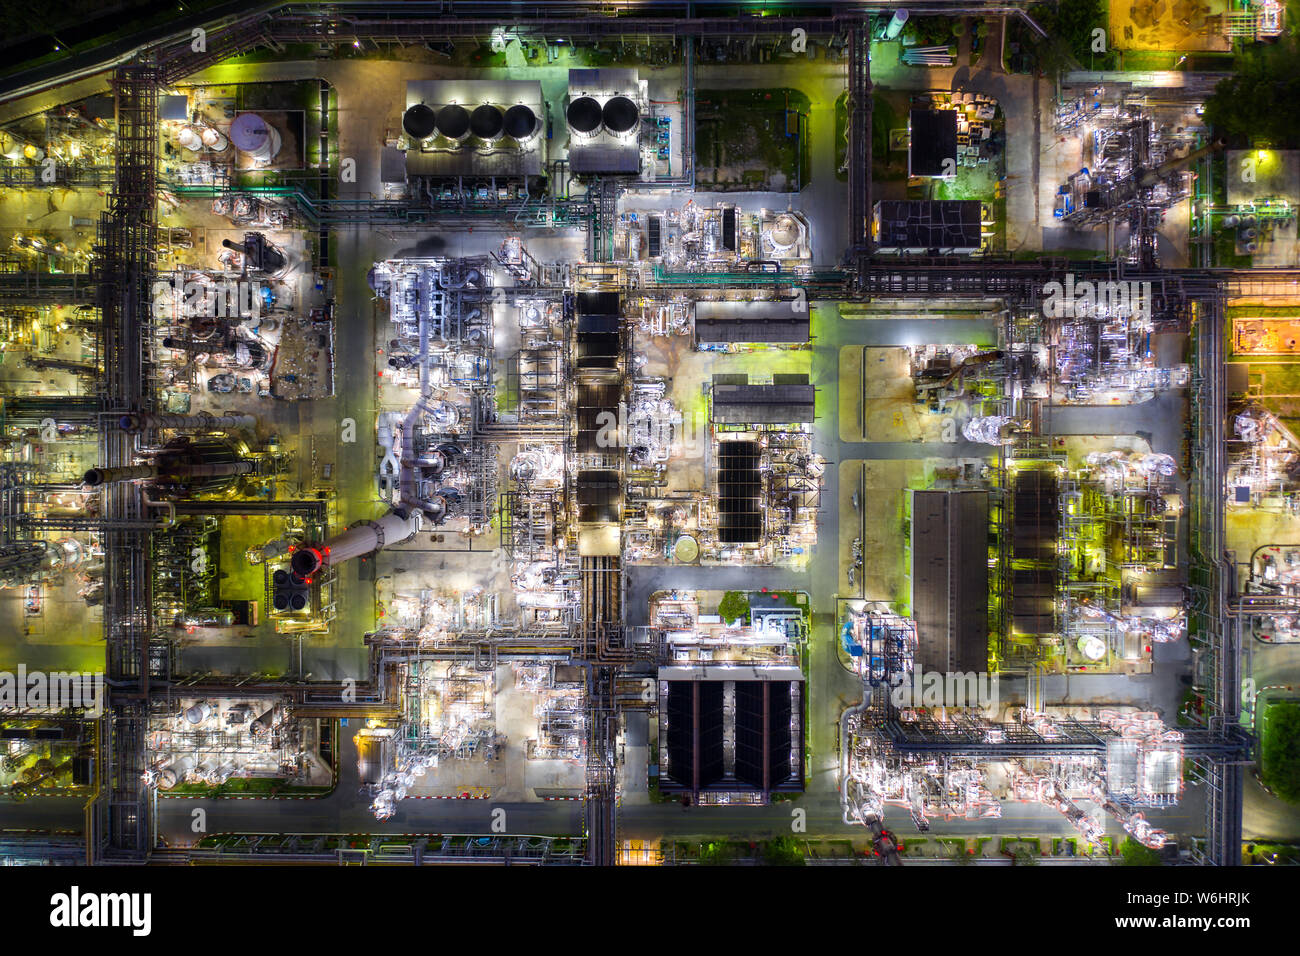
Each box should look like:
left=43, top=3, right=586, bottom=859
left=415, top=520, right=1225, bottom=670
left=229, top=113, right=282, bottom=164
left=435, top=104, right=471, bottom=142
left=402, top=103, right=437, bottom=141
left=602, top=95, right=640, bottom=140
left=566, top=96, right=603, bottom=140
left=504, top=104, right=539, bottom=144
left=470, top=104, right=505, bottom=142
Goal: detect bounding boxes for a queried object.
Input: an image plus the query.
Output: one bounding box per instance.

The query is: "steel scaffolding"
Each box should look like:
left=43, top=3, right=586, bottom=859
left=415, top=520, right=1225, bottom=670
left=91, top=63, right=162, bottom=862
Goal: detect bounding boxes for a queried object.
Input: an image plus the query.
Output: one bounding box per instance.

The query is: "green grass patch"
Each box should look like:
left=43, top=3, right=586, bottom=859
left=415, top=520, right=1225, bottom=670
left=1261, top=701, right=1300, bottom=803
left=1118, top=836, right=1164, bottom=865
left=695, top=88, right=812, bottom=191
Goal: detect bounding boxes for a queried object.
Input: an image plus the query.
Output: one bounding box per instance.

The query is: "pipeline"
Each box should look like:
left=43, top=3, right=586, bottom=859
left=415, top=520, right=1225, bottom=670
left=118, top=412, right=256, bottom=432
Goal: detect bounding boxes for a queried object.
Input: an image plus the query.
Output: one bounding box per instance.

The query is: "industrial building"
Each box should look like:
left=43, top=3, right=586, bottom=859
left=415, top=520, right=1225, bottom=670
left=909, top=489, right=989, bottom=675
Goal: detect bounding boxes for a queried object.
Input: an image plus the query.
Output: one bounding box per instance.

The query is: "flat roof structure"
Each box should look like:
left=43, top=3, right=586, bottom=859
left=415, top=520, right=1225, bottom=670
left=658, top=670, right=804, bottom=796
left=694, top=300, right=810, bottom=344
left=909, top=108, right=958, bottom=177
left=910, top=489, right=989, bottom=674
left=711, top=383, right=815, bottom=424
left=874, top=200, right=983, bottom=254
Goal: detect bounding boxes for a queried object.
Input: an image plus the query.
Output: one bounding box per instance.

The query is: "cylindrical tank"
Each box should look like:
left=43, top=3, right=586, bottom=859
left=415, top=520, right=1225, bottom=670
left=402, top=103, right=437, bottom=141
left=567, top=96, right=603, bottom=140
left=184, top=702, right=213, bottom=725
left=200, top=126, right=229, bottom=152
left=250, top=708, right=277, bottom=736
left=175, top=125, right=203, bottom=151
left=436, top=104, right=471, bottom=142
left=470, top=104, right=504, bottom=141
left=1077, top=635, right=1107, bottom=661
left=157, top=756, right=195, bottom=790
left=229, top=113, right=282, bottom=164
left=290, top=510, right=419, bottom=576
left=504, top=104, right=539, bottom=143
left=197, top=755, right=221, bottom=778
left=602, top=96, right=640, bottom=139
left=885, top=9, right=910, bottom=40
left=673, top=535, right=700, bottom=563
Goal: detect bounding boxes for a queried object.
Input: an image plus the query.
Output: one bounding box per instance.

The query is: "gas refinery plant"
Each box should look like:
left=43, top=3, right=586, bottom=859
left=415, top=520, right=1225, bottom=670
left=0, top=0, right=1282, bottom=880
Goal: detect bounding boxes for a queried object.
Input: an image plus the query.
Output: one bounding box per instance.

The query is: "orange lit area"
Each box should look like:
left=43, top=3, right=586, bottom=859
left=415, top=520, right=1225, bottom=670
left=1234, top=317, right=1300, bottom=354
left=618, top=839, right=662, bottom=865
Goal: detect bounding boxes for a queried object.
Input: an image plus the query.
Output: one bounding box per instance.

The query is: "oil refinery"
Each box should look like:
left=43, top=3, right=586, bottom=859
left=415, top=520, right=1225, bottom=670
left=0, top=0, right=1293, bottom=896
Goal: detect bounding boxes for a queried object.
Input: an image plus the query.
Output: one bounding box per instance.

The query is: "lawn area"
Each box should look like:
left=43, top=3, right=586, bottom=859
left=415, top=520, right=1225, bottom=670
left=835, top=90, right=906, bottom=183
left=1260, top=701, right=1300, bottom=804
left=164, top=777, right=334, bottom=799
left=1232, top=362, right=1300, bottom=433
left=695, top=88, right=811, bottom=191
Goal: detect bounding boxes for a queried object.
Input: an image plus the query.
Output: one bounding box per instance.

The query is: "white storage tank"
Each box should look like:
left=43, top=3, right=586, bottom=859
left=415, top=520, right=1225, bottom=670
left=184, top=701, right=213, bottom=725
left=885, top=9, right=910, bottom=40
left=230, top=113, right=282, bottom=164
left=175, top=125, right=204, bottom=151
left=158, top=756, right=195, bottom=790
left=200, top=125, right=229, bottom=153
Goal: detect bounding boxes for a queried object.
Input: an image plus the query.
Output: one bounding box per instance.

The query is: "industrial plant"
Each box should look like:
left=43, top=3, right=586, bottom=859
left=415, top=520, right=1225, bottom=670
left=0, top=0, right=1291, bottom=888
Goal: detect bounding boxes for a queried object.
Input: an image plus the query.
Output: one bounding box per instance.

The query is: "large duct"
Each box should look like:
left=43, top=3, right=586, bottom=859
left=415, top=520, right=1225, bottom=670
left=403, top=103, right=437, bottom=141
left=82, top=464, right=158, bottom=486
left=289, top=510, right=418, bottom=577
left=436, top=104, right=471, bottom=142
left=602, top=96, right=640, bottom=139
left=221, top=232, right=286, bottom=274
left=470, top=104, right=505, bottom=142
left=504, top=104, right=539, bottom=144
left=567, top=96, right=603, bottom=140
left=250, top=708, right=278, bottom=737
